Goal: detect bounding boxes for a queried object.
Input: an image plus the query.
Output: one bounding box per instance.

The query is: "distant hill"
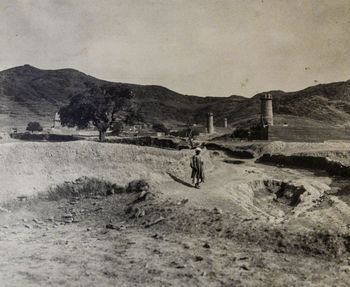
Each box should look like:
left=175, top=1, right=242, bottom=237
left=0, top=65, right=103, bottom=129
left=0, top=64, right=349, bottom=131
left=256, top=81, right=350, bottom=125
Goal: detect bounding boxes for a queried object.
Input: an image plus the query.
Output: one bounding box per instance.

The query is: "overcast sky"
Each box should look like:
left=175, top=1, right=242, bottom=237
left=0, top=0, right=350, bottom=97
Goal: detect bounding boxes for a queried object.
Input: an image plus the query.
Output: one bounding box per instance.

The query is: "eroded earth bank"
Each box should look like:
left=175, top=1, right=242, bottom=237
left=1, top=141, right=350, bottom=286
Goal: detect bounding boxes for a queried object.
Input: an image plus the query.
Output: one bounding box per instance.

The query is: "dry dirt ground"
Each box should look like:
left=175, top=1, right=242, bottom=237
left=1, top=141, right=350, bottom=286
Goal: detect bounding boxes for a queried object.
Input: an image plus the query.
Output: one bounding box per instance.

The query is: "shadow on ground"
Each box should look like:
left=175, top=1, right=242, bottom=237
left=167, top=172, right=194, bottom=188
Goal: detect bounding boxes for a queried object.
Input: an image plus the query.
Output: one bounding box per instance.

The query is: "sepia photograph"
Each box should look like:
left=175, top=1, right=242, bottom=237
left=1, top=0, right=350, bottom=286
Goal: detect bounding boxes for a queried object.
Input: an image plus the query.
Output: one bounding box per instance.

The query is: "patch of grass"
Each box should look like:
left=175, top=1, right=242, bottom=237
left=45, top=176, right=125, bottom=201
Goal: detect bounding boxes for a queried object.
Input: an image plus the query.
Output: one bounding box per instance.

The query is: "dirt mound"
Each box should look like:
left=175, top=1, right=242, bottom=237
left=0, top=141, right=214, bottom=203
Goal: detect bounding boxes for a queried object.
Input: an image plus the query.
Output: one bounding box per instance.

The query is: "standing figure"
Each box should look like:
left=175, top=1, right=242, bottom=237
left=190, top=148, right=204, bottom=189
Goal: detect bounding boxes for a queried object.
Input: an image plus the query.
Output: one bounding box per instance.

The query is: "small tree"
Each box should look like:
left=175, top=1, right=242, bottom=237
left=26, top=122, right=43, bottom=133
left=152, top=123, right=169, bottom=134
left=59, top=84, right=134, bottom=141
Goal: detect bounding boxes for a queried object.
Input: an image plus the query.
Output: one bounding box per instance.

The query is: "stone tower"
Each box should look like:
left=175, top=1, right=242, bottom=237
left=207, top=112, right=214, bottom=134
left=260, top=93, right=273, bottom=126
left=54, top=112, right=61, bottom=128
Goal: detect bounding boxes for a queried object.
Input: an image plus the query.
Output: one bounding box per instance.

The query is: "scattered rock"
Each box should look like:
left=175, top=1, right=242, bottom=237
left=278, top=240, right=286, bottom=248
left=105, top=224, right=126, bottom=231
left=24, top=224, right=31, bottom=229
left=177, top=198, right=189, bottom=205
left=170, top=261, right=185, bottom=269
left=243, top=218, right=254, bottom=222
left=183, top=243, right=190, bottom=249
left=135, top=208, right=145, bottom=218
left=62, top=213, right=73, bottom=219
left=213, top=207, right=223, bottom=215
left=118, top=225, right=126, bottom=231
left=153, top=249, right=162, bottom=255
left=203, top=243, right=210, bottom=249
left=17, top=196, right=28, bottom=201
left=32, top=218, right=44, bottom=224
left=240, top=265, right=249, bottom=271
left=138, top=191, right=149, bottom=201
left=194, top=256, right=203, bottom=262
left=106, top=224, right=116, bottom=230
left=340, top=266, right=350, bottom=273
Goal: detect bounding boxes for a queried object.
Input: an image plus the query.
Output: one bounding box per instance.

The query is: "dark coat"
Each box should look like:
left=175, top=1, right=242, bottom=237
left=190, top=155, right=204, bottom=181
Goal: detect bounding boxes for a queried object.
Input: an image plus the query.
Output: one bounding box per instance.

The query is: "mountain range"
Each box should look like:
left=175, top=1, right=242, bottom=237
left=0, top=64, right=349, bottom=130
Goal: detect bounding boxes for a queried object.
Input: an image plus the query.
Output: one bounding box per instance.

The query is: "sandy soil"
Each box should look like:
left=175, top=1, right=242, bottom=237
left=1, top=141, right=350, bottom=286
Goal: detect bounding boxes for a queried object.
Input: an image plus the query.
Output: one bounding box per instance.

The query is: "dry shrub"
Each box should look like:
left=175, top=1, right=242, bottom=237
left=45, top=176, right=125, bottom=201
left=126, top=179, right=150, bottom=193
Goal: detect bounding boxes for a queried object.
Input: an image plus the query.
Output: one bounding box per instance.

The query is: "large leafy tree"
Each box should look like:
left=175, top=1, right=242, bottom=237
left=59, top=84, right=134, bottom=141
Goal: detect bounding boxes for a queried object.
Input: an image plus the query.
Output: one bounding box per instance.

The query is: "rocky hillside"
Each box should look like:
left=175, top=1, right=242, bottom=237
left=0, top=65, right=103, bottom=129
left=0, top=64, right=349, bottom=130
left=255, top=80, right=350, bottom=126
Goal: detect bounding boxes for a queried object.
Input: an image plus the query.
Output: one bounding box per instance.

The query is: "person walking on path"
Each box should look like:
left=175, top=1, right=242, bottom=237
left=190, top=147, right=204, bottom=188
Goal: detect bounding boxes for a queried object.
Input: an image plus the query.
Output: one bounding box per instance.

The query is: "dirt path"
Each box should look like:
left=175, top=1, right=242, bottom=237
left=159, top=156, right=332, bottom=218
left=161, top=160, right=257, bottom=211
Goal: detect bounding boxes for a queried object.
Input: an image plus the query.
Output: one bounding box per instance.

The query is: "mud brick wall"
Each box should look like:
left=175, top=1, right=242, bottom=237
left=267, top=126, right=350, bottom=142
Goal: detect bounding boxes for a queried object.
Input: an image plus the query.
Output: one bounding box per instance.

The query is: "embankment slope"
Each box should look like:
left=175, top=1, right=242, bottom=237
left=0, top=141, right=213, bottom=202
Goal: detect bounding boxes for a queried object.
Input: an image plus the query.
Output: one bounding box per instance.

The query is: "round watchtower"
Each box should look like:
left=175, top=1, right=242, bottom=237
left=260, top=93, right=273, bottom=126
left=207, top=112, right=214, bottom=134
